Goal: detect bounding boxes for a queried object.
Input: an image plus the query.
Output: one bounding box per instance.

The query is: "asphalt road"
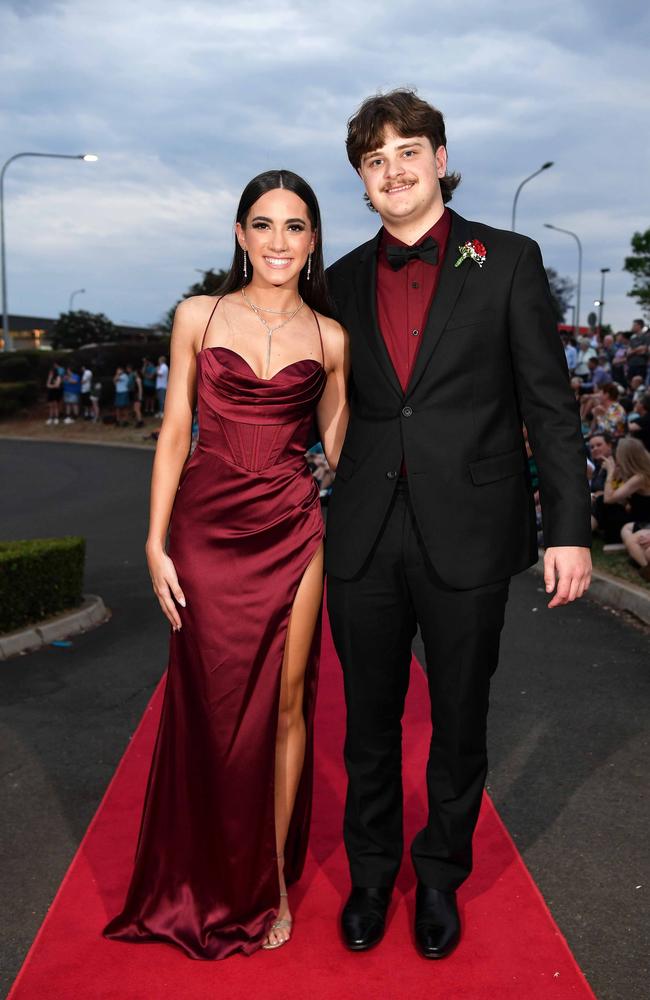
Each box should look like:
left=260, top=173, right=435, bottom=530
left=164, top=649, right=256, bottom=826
left=1, top=439, right=648, bottom=1000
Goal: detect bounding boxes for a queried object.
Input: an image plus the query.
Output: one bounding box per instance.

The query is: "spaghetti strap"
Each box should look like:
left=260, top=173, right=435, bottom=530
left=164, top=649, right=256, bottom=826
left=311, top=309, right=325, bottom=368
left=199, top=297, right=223, bottom=353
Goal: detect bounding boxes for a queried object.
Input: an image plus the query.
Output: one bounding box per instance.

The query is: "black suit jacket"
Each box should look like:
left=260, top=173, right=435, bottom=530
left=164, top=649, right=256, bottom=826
left=325, top=209, right=592, bottom=588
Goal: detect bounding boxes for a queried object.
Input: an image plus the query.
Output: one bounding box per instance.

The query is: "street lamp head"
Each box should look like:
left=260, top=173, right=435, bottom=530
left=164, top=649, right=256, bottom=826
left=601, top=267, right=611, bottom=274
left=82, top=154, right=98, bottom=162
left=544, top=223, right=555, bottom=229
left=541, top=161, right=554, bottom=170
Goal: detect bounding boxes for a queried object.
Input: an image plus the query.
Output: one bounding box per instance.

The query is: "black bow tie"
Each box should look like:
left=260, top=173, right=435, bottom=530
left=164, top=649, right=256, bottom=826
left=385, top=236, right=439, bottom=270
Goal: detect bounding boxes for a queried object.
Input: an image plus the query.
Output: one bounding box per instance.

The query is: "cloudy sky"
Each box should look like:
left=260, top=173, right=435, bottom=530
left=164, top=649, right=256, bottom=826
left=1, top=0, right=648, bottom=330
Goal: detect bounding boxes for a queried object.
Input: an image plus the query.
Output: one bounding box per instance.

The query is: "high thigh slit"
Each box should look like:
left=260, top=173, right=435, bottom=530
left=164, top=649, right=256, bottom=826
left=103, top=297, right=327, bottom=959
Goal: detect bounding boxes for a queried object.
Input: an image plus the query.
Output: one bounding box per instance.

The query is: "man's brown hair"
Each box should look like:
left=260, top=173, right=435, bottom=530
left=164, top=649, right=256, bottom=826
left=346, top=88, right=461, bottom=206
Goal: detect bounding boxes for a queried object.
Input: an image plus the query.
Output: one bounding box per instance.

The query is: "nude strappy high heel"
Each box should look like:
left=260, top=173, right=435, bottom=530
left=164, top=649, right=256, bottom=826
left=262, top=853, right=292, bottom=951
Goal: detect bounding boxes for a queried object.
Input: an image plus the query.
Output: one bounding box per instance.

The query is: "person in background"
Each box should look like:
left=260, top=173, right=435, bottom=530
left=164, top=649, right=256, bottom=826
left=583, top=355, right=610, bottom=391
left=562, top=333, right=577, bottom=375
left=611, top=332, right=629, bottom=387
left=90, top=378, right=101, bottom=423
left=629, top=393, right=650, bottom=451
left=113, top=365, right=130, bottom=426
left=575, top=336, right=597, bottom=380
left=142, top=356, right=157, bottom=416
left=591, top=383, right=627, bottom=439
left=45, top=364, right=62, bottom=424
left=627, top=374, right=647, bottom=406
left=80, top=364, right=93, bottom=420
left=62, top=366, right=81, bottom=423
left=588, top=431, right=628, bottom=543
left=627, top=319, right=648, bottom=385
left=128, top=364, right=144, bottom=427
left=603, top=437, right=650, bottom=581
left=601, top=333, right=616, bottom=363
left=155, top=354, right=169, bottom=417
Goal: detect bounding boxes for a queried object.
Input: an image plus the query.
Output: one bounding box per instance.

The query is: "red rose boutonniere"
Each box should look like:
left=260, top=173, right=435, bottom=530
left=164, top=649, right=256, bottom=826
left=454, top=239, right=487, bottom=269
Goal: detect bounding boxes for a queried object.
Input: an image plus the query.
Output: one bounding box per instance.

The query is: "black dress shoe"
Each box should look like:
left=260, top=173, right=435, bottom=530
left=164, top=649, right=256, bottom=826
left=414, top=882, right=460, bottom=959
left=341, top=886, right=392, bottom=951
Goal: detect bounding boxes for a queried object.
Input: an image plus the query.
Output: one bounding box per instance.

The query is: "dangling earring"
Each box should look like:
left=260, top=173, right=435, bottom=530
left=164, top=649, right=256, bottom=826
left=307, top=251, right=312, bottom=282
left=243, top=248, right=248, bottom=280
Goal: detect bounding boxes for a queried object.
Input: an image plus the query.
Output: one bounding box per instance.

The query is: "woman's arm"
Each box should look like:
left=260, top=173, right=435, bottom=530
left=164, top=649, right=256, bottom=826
left=315, top=316, right=350, bottom=472
left=145, top=297, right=205, bottom=628
left=604, top=468, right=641, bottom=504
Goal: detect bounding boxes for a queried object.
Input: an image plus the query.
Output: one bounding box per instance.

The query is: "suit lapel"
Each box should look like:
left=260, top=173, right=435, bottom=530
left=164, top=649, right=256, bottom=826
left=405, top=210, right=473, bottom=397
left=354, top=231, right=403, bottom=400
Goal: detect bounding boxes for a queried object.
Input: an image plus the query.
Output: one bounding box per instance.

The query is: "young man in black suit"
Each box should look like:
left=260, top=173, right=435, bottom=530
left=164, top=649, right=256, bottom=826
left=325, top=89, right=592, bottom=959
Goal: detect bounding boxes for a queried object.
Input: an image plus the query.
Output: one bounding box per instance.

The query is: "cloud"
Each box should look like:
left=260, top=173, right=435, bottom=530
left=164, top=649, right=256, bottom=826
left=0, top=0, right=648, bottom=328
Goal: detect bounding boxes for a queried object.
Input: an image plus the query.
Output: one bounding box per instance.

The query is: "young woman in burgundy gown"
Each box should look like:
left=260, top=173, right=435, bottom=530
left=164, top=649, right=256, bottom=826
left=104, top=171, right=349, bottom=958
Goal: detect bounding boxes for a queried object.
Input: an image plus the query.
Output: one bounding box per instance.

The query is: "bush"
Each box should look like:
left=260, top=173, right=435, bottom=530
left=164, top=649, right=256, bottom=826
left=0, top=355, right=32, bottom=382
left=0, top=536, right=86, bottom=633
left=0, top=381, right=39, bottom=417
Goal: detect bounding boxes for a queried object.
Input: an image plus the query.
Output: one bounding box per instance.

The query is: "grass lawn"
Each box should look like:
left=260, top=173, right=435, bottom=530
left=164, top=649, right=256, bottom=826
left=590, top=536, right=650, bottom=591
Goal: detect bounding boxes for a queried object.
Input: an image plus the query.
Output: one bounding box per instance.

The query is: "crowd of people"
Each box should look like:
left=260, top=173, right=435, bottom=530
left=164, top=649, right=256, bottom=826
left=560, top=318, right=650, bottom=580
left=44, top=355, right=169, bottom=427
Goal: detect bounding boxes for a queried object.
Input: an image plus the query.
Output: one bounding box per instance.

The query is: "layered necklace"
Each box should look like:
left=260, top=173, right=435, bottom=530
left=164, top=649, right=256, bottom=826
left=241, top=286, right=304, bottom=378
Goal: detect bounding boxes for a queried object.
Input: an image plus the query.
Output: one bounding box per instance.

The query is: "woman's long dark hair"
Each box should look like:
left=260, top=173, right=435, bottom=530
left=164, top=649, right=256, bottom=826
left=218, top=169, right=332, bottom=317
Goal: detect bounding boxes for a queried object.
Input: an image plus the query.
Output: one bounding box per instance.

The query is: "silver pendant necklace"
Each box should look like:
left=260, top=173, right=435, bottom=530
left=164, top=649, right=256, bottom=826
left=241, top=287, right=304, bottom=377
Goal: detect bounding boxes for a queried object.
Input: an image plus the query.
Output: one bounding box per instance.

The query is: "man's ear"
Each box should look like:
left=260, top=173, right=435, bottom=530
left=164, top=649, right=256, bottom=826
left=435, top=145, right=448, bottom=178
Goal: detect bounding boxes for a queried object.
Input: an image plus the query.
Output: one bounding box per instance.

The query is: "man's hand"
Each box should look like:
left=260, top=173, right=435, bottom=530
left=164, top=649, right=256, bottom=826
left=543, top=546, right=592, bottom=608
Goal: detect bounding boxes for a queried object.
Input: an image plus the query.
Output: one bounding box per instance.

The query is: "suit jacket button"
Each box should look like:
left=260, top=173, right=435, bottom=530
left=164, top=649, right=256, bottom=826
left=386, top=470, right=398, bottom=479
left=401, top=405, right=413, bottom=417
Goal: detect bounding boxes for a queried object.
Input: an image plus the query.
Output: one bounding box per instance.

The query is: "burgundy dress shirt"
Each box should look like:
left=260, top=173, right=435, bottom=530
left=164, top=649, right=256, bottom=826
left=376, top=207, right=451, bottom=392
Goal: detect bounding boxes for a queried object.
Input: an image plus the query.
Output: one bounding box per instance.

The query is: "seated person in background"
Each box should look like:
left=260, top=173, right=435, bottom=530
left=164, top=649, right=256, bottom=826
left=603, top=437, right=650, bottom=582
left=588, top=431, right=629, bottom=543
left=582, top=355, right=610, bottom=392
left=590, top=383, right=627, bottom=439
left=570, top=376, right=584, bottom=404
left=629, top=393, right=650, bottom=451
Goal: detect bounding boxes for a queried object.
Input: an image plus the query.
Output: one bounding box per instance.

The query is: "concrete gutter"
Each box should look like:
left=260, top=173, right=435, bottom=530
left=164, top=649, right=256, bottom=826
left=0, top=595, right=111, bottom=661
left=529, top=558, right=650, bottom=627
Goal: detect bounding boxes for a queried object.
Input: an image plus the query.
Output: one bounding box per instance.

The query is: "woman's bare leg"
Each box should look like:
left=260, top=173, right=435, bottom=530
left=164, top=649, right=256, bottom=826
left=264, top=542, right=324, bottom=948
left=622, top=523, right=649, bottom=567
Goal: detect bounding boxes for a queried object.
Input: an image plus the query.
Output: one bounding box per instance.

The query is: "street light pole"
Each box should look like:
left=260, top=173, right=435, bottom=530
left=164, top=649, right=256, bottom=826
left=1, top=151, right=98, bottom=351
left=511, top=162, right=554, bottom=232
left=544, top=223, right=583, bottom=341
left=69, top=288, right=86, bottom=312
left=596, top=267, right=610, bottom=334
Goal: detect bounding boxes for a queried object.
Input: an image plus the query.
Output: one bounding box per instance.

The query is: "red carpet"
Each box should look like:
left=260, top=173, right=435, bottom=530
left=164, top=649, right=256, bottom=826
left=9, top=606, right=595, bottom=999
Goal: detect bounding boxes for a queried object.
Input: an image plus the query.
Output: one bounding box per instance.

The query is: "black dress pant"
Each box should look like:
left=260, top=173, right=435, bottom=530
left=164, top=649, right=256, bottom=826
left=327, top=480, right=510, bottom=891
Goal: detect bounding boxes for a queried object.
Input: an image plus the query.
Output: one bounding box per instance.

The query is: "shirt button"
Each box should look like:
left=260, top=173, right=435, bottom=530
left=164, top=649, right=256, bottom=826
left=402, top=405, right=413, bottom=417
left=386, top=470, right=399, bottom=480
left=411, top=281, right=419, bottom=289
left=412, top=329, right=419, bottom=337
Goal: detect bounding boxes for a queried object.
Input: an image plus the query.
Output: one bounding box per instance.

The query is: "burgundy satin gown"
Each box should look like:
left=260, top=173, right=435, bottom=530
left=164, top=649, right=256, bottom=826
left=104, top=299, right=326, bottom=959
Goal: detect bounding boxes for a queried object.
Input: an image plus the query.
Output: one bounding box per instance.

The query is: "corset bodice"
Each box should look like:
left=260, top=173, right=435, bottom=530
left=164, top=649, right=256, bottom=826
left=194, top=347, right=326, bottom=473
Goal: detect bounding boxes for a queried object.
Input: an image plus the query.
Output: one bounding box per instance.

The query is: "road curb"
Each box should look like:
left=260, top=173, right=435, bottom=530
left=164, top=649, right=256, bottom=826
left=529, top=558, right=650, bottom=626
left=0, top=595, right=111, bottom=661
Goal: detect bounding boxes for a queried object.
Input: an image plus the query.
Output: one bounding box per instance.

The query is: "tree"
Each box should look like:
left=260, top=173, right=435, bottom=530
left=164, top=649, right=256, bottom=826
left=624, top=228, right=650, bottom=319
left=161, top=269, right=228, bottom=332
left=545, top=267, right=576, bottom=323
left=51, top=310, right=116, bottom=349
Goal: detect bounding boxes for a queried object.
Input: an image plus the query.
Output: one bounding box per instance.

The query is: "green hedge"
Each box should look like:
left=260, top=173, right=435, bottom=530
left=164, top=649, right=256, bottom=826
left=0, top=380, right=39, bottom=417
left=0, top=536, right=86, bottom=633
left=0, top=355, right=32, bottom=382
left=0, top=340, right=171, bottom=386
